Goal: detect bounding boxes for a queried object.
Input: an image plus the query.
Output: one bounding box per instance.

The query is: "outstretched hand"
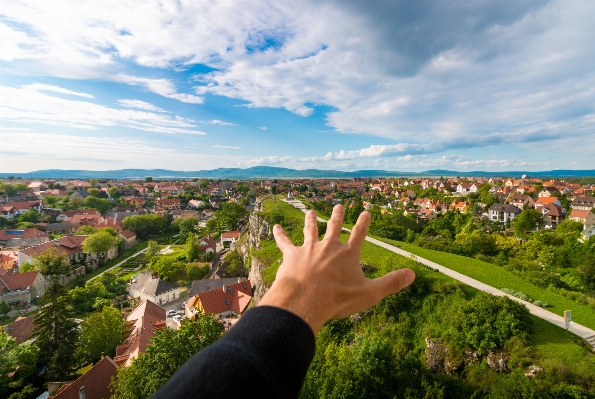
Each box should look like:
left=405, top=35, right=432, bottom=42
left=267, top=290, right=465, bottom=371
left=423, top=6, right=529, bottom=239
left=258, top=204, right=416, bottom=334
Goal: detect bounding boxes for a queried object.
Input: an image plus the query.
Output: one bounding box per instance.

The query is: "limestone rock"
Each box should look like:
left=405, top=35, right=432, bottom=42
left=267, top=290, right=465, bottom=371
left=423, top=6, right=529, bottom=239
left=464, top=349, right=480, bottom=366
left=525, top=364, right=544, bottom=377
left=487, top=351, right=510, bottom=373
left=425, top=338, right=461, bottom=375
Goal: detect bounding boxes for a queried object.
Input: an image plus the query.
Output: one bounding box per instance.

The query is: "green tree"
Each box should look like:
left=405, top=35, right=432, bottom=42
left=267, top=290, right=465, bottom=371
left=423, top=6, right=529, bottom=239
left=83, top=197, right=113, bottom=213
left=44, top=195, right=58, bottom=206
left=450, top=292, right=532, bottom=355
left=224, top=250, right=246, bottom=277
left=0, top=301, right=10, bottom=321
left=108, top=187, right=121, bottom=198
left=111, top=316, right=224, bottom=399
left=77, top=305, right=129, bottom=363
left=176, top=218, right=201, bottom=240
left=145, top=176, right=153, bottom=182
left=88, top=178, right=97, bottom=188
left=0, top=332, right=39, bottom=396
left=578, top=255, right=595, bottom=294
left=123, top=214, right=168, bottom=239
left=19, top=263, right=35, bottom=272
left=145, top=240, right=160, bottom=263
left=82, top=231, right=116, bottom=254
left=346, top=201, right=365, bottom=225
left=185, top=233, right=200, bottom=262
left=87, top=188, right=101, bottom=197
left=512, top=209, right=544, bottom=237
left=33, top=248, right=71, bottom=277
left=17, top=209, right=39, bottom=224
left=217, top=202, right=246, bottom=230
left=75, top=225, right=96, bottom=235
left=149, top=257, right=184, bottom=281
left=32, top=281, right=79, bottom=380
left=186, top=263, right=210, bottom=281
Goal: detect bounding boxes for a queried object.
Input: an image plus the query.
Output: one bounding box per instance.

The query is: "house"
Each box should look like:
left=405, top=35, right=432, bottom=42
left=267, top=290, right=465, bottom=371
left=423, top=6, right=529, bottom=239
left=0, top=228, right=49, bottom=245
left=488, top=204, right=521, bottom=223
left=128, top=271, right=181, bottom=305
left=568, top=209, right=595, bottom=229
left=456, top=183, right=478, bottom=194
left=70, top=180, right=92, bottom=189
left=0, top=206, right=18, bottom=219
left=188, top=200, right=205, bottom=209
left=56, top=209, right=101, bottom=222
left=70, top=190, right=91, bottom=201
left=510, top=195, right=535, bottom=210
left=541, top=203, right=566, bottom=227
left=45, top=222, right=75, bottom=235
left=201, top=209, right=214, bottom=220
left=0, top=201, right=42, bottom=215
left=197, top=234, right=217, bottom=253
left=185, top=280, right=252, bottom=319
left=27, top=181, right=47, bottom=190
left=155, top=198, right=182, bottom=211
left=420, top=208, right=437, bottom=220
left=1, top=250, right=18, bottom=269
left=583, top=225, right=595, bottom=241
left=187, top=277, right=248, bottom=299
left=2, top=314, right=36, bottom=344
left=535, top=197, right=561, bottom=209
left=538, top=187, right=561, bottom=198
left=118, top=230, right=138, bottom=249
left=452, top=201, right=470, bottom=213
left=0, top=271, right=49, bottom=307
left=94, top=217, right=124, bottom=232
left=220, top=231, right=241, bottom=247
left=571, top=196, right=595, bottom=211
left=114, top=300, right=166, bottom=366
left=18, top=236, right=88, bottom=268
left=48, top=355, right=118, bottom=399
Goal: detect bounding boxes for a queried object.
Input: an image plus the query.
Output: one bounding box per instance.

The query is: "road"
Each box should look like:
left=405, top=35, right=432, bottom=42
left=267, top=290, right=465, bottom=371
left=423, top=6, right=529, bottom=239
left=284, top=199, right=595, bottom=345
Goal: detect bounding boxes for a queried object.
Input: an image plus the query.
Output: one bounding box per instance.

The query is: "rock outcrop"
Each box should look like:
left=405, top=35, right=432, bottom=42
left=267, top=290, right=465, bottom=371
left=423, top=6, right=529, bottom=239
left=487, top=351, right=510, bottom=373
left=425, top=338, right=461, bottom=375
left=236, top=201, right=272, bottom=305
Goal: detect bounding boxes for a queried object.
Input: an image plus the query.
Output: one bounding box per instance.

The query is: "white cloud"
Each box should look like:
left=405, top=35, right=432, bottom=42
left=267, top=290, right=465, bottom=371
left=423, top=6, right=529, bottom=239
left=24, top=83, right=94, bottom=98
left=213, top=145, right=241, bottom=149
left=0, top=84, right=206, bottom=135
left=114, top=74, right=204, bottom=104
left=247, top=155, right=293, bottom=166
left=117, top=99, right=168, bottom=112
left=258, top=126, right=268, bottom=130
left=207, top=120, right=237, bottom=126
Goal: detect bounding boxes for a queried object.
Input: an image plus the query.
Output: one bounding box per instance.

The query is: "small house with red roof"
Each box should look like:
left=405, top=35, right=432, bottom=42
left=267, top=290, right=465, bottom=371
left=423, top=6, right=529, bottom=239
left=48, top=355, right=118, bottom=399
left=185, top=280, right=252, bottom=319
left=2, top=314, right=36, bottom=344
left=0, top=271, right=48, bottom=307
left=220, top=231, right=241, bottom=247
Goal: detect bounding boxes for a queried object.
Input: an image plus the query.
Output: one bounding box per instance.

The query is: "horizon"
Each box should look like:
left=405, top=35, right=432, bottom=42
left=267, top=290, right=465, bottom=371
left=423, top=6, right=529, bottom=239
left=1, top=1, right=595, bottom=173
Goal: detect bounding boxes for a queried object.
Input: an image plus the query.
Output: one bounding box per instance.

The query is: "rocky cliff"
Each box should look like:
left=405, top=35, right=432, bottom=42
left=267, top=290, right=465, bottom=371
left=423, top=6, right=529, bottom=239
left=237, top=201, right=271, bottom=304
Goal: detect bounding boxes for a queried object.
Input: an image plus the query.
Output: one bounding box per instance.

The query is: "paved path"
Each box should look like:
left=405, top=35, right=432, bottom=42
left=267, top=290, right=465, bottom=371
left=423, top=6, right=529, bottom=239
left=284, top=199, right=595, bottom=343
left=87, top=247, right=148, bottom=282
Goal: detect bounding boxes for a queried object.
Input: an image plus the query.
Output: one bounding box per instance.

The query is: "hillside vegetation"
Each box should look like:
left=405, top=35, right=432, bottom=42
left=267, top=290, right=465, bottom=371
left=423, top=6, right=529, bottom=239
left=254, top=198, right=595, bottom=398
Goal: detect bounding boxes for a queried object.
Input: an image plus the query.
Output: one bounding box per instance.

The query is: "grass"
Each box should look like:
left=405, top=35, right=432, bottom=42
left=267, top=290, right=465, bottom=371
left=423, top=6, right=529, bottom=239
left=83, top=240, right=149, bottom=282
left=376, top=238, right=595, bottom=330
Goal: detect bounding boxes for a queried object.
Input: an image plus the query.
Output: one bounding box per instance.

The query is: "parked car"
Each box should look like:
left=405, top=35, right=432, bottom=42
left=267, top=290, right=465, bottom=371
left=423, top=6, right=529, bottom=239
left=173, top=315, right=183, bottom=322
left=167, top=310, right=180, bottom=317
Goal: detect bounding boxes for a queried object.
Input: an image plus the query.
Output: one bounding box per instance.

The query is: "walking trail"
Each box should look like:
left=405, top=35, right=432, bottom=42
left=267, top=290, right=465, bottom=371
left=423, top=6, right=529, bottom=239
left=284, top=199, right=595, bottom=346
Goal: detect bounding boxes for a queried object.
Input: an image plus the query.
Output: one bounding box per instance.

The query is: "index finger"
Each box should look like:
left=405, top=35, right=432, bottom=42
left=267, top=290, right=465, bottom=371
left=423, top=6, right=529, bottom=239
left=324, top=204, right=345, bottom=241
left=348, top=211, right=370, bottom=249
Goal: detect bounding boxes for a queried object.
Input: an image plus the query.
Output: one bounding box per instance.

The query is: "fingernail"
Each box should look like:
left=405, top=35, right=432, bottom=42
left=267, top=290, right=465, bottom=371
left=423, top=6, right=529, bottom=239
left=405, top=269, right=416, bottom=285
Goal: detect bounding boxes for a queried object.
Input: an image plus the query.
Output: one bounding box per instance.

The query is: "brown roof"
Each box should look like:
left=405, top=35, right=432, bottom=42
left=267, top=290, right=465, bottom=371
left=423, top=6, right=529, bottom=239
left=59, top=210, right=100, bottom=218
left=535, top=197, right=559, bottom=205
left=19, top=236, right=87, bottom=257
left=190, top=280, right=252, bottom=316
left=541, top=203, right=566, bottom=217
left=1, top=201, right=40, bottom=210
left=0, top=271, right=41, bottom=292
left=119, top=229, right=136, bottom=239
left=0, top=228, right=48, bottom=241
left=50, top=356, right=118, bottom=399
left=156, top=199, right=181, bottom=205
left=569, top=209, right=592, bottom=220
left=221, top=231, right=241, bottom=239
left=2, top=314, right=36, bottom=344
left=114, top=300, right=166, bottom=367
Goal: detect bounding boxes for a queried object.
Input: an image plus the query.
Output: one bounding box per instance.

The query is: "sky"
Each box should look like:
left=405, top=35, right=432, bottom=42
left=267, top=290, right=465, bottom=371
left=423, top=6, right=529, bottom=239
left=0, top=0, right=594, bottom=173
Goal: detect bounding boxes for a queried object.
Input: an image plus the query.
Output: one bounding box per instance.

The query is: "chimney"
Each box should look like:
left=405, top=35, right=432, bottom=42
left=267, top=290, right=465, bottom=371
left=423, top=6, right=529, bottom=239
left=222, top=285, right=226, bottom=293
left=79, top=386, right=86, bottom=399
left=101, top=352, right=104, bottom=360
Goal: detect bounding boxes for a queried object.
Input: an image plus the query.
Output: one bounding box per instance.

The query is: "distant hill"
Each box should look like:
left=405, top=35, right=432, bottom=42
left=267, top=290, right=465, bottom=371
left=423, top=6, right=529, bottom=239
left=0, top=167, right=593, bottom=179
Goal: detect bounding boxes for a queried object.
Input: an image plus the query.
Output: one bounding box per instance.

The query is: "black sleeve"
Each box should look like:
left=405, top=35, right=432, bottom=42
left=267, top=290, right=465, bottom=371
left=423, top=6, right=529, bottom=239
left=151, top=306, right=316, bottom=399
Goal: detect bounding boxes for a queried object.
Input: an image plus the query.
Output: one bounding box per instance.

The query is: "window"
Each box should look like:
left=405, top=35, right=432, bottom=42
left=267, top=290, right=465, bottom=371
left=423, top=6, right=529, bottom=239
left=227, top=287, right=232, bottom=294
left=242, top=284, right=247, bottom=289
left=224, top=298, right=230, bottom=306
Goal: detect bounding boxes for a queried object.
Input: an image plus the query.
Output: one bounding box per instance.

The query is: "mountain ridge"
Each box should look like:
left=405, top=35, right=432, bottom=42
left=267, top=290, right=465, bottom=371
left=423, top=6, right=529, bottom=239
left=0, top=167, right=593, bottom=179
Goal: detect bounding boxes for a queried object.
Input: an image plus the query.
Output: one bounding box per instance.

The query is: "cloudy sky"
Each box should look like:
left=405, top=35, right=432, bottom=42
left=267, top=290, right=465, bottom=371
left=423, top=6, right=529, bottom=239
left=1, top=0, right=594, bottom=173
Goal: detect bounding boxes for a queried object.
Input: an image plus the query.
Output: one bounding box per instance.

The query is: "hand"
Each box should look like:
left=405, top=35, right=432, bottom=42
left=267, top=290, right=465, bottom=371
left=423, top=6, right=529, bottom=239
left=258, top=204, right=416, bottom=334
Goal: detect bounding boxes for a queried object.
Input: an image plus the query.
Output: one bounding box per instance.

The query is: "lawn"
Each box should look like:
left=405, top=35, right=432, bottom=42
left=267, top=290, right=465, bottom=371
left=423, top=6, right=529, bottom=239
left=83, top=240, right=149, bottom=282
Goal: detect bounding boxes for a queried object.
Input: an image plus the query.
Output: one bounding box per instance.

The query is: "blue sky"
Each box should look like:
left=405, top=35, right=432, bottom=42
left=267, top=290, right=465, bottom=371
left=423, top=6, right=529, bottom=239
left=0, top=0, right=594, bottom=173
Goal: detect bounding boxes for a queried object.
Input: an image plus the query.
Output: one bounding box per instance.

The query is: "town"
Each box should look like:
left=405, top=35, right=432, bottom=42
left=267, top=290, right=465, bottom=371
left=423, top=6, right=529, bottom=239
left=1, top=174, right=594, bottom=399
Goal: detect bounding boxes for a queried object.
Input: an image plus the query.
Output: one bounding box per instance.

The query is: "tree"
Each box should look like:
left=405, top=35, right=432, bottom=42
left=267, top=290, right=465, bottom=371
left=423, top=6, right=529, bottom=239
left=176, top=218, right=201, bottom=240
left=111, top=316, right=224, bottom=399
left=87, top=188, right=101, bottom=197
left=32, top=281, right=79, bottom=380
left=145, top=240, right=160, bottom=263
left=0, top=332, right=39, bottom=396
left=83, top=197, right=113, bottom=213
left=512, top=209, right=544, bottom=237
left=578, top=255, right=595, bottom=294
left=346, top=201, right=364, bottom=225
left=82, top=231, right=116, bottom=254
left=88, top=178, right=97, bottom=188
left=123, top=214, right=168, bottom=239
left=17, top=209, right=39, bottom=224
left=185, top=233, right=200, bottom=262
left=145, top=176, right=153, bottom=182
left=149, top=257, right=184, bottom=281
left=224, top=250, right=246, bottom=277
left=34, top=248, right=71, bottom=277
left=77, top=305, right=129, bottom=363
left=44, top=195, right=58, bottom=206
left=75, top=225, right=96, bottom=235
left=108, top=187, right=121, bottom=198
left=186, top=263, right=210, bottom=281
left=217, top=202, right=246, bottom=230
left=0, top=301, right=9, bottom=321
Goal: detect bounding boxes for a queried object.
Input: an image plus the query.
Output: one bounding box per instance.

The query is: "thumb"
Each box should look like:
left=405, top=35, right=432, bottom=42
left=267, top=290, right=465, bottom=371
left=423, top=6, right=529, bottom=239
left=371, top=268, right=416, bottom=301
